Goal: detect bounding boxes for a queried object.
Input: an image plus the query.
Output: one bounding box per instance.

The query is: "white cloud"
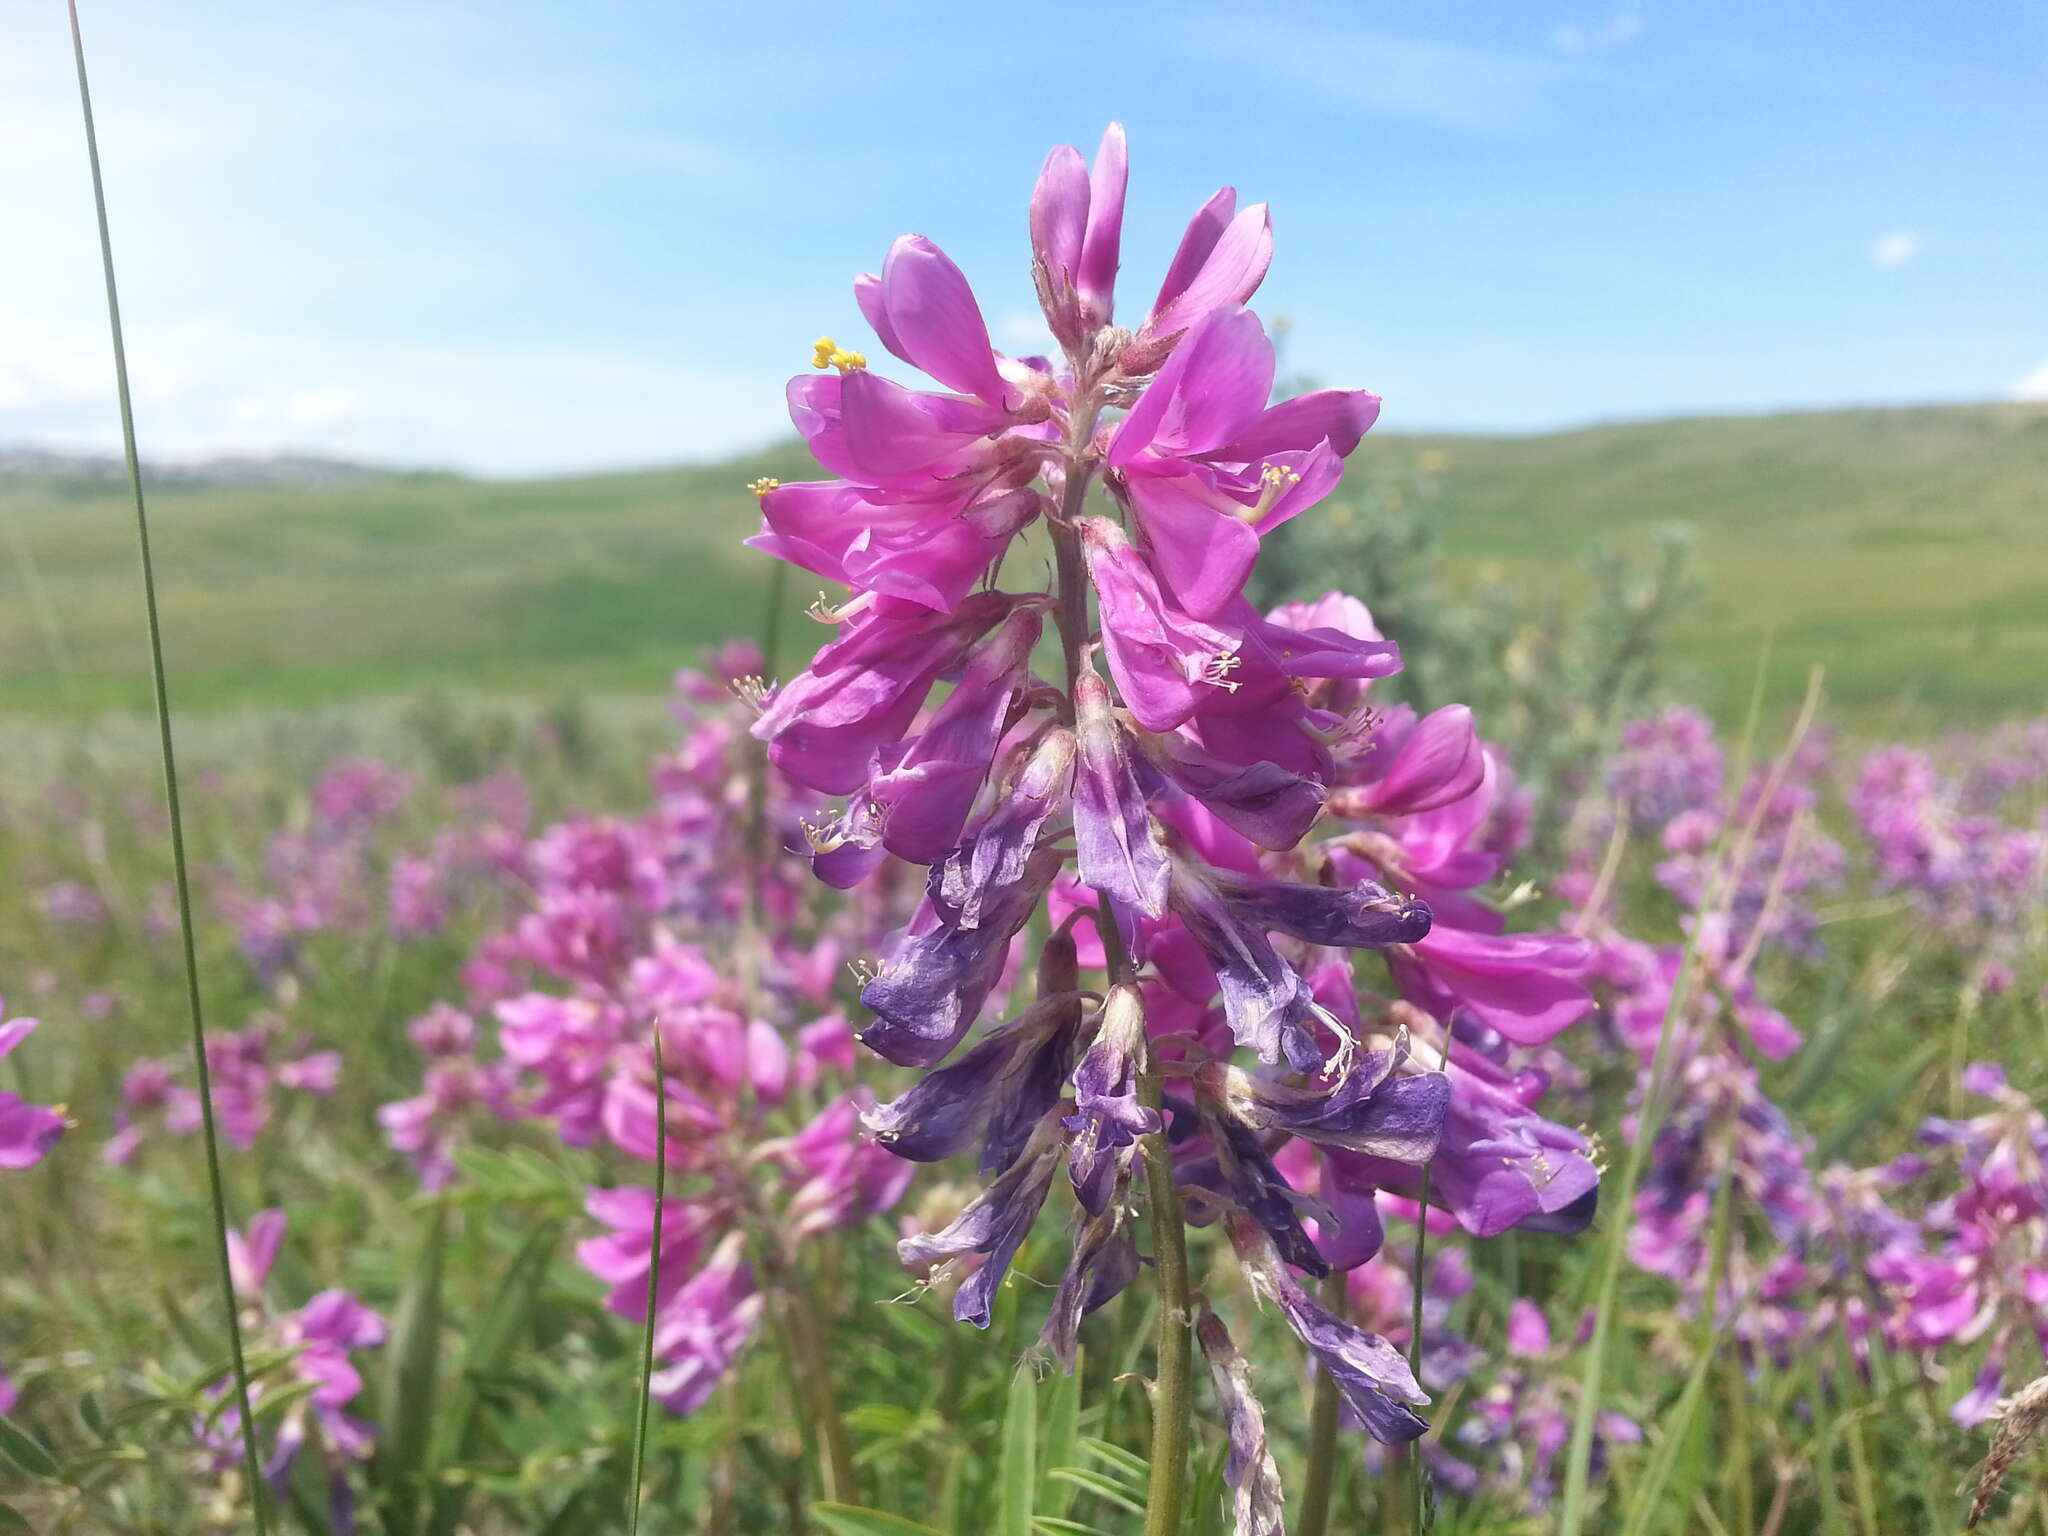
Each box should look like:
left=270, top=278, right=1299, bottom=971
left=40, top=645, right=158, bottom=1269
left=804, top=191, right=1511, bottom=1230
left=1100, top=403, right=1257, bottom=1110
left=2013, top=359, right=2048, bottom=402
left=1, top=317, right=786, bottom=475
left=284, top=388, right=360, bottom=425
left=1550, top=3, right=1646, bottom=55
left=1182, top=21, right=1562, bottom=133
left=1871, top=231, right=1919, bottom=269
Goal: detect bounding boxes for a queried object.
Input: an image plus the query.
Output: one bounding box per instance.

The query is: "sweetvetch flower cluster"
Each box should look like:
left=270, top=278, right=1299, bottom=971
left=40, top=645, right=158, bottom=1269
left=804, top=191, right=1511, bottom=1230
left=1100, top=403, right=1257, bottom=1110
left=396, top=663, right=915, bottom=1416
left=195, top=1211, right=387, bottom=1531
left=745, top=122, right=1604, bottom=1517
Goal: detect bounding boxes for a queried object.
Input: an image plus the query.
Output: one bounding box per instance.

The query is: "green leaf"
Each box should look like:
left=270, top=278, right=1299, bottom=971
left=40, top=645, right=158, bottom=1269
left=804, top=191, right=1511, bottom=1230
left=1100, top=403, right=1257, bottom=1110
left=377, top=1202, right=449, bottom=1536
left=1040, top=1356, right=1080, bottom=1523
left=1032, top=1521, right=1117, bottom=1536
left=77, top=1391, right=105, bottom=1439
left=997, top=1363, right=1037, bottom=1536
left=1078, top=1437, right=1148, bottom=1485
left=1048, top=1468, right=1146, bottom=1517
left=425, top=1218, right=565, bottom=1536
left=0, top=1418, right=59, bottom=1481
left=0, top=1500, right=29, bottom=1531
left=809, top=1503, right=950, bottom=1536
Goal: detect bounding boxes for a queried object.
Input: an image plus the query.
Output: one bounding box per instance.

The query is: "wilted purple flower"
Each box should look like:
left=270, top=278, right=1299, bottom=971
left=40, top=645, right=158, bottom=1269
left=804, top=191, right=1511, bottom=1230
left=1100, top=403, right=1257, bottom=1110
left=1230, top=1212, right=1431, bottom=1443
left=1197, top=1310, right=1286, bottom=1536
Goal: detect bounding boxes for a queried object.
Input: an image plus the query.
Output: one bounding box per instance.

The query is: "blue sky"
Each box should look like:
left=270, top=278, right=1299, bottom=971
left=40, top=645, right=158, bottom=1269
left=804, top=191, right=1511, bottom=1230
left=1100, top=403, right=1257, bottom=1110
left=5, top=1, right=2045, bottom=474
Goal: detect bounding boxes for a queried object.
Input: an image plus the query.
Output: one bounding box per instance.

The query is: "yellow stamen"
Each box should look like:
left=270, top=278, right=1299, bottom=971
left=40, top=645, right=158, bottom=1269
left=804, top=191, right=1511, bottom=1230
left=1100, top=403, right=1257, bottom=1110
left=810, top=336, right=868, bottom=373
left=747, top=477, right=780, bottom=498
left=1200, top=649, right=1243, bottom=692
left=1239, top=461, right=1303, bottom=523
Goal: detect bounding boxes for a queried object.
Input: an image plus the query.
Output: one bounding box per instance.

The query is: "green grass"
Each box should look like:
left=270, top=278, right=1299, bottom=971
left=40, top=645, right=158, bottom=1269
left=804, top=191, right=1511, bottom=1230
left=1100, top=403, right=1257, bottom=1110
left=4, top=403, right=2044, bottom=720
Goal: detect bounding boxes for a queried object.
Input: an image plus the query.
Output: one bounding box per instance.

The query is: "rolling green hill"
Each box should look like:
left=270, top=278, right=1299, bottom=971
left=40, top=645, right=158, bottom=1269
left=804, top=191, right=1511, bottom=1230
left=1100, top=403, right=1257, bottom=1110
left=2, top=402, right=2043, bottom=724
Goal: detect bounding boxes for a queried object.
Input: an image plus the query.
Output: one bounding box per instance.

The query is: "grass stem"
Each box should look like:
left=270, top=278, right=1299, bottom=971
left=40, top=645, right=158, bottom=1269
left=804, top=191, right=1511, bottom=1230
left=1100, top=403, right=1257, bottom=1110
left=65, top=6, right=271, bottom=1529
left=627, top=1023, right=669, bottom=1533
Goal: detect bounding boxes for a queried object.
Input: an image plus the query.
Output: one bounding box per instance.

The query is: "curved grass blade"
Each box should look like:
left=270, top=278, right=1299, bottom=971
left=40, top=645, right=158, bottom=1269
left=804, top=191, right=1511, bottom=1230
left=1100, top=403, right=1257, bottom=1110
left=809, top=1505, right=949, bottom=1536
left=628, top=1021, right=669, bottom=1534
left=426, top=1217, right=568, bottom=1536
left=997, top=1362, right=1038, bottom=1536
left=63, top=5, right=270, bottom=1530
left=379, top=1203, right=449, bottom=1536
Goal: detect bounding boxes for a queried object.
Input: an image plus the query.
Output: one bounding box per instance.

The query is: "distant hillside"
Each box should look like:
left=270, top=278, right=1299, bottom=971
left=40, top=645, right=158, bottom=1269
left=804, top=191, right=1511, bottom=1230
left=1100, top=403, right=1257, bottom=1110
left=0, top=445, right=416, bottom=491
left=0, top=404, right=2041, bottom=722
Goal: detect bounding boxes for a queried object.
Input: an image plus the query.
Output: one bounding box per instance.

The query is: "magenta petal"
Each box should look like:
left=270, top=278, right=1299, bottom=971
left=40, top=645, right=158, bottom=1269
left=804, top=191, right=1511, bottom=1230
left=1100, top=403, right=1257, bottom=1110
left=1361, top=705, right=1485, bottom=815
left=0, top=1094, right=64, bottom=1171
left=1076, top=121, right=1127, bottom=326
left=1505, top=1298, right=1552, bottom=1358
left=1398, top=927, right=1596, bottom=1045
left=0, top=1018, right=34, bottom=1060
left=1030, top=144, right=1089, bottom=281
left=1146, top=203, right=1273, bottom=343
left=880, top=234, right=1011, bottom=406
left=1150, top=187, right=1237, bottom=326
left=853, top=271, right=906, bottom=362
left=1081, top=517, right=1241, bottom=733
left=1113, top=307, right=1274, bottom=463
left=1224, top=389, right=1383, bottom=460
left=1123, top=474, right=1259, bottom=619
left=839, top=369, right=1008, bottom=479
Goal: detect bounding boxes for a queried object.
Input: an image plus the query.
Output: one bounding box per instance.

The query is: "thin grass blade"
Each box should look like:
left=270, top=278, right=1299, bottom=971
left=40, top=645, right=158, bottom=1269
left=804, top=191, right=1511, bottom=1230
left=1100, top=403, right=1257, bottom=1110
left=628, top=1021, right=669, bottom=1533
left=63, top=5, right=270, bottom=1529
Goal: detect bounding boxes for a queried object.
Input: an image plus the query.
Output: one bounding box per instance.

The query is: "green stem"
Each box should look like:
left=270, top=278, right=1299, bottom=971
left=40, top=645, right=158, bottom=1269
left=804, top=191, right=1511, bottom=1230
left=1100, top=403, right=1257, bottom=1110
left=65, top=7, right=271, bottom=1531
left=1138, top=1069, right=1193, bottom=1536
left=1043, top=409, right=1192, bottom=1531
left=1409, top=1168, right=1433, bottom=1535
left=1297, top=1273, right=1347, bottom=1536
left=627, top=1026, right=669, bottom=1533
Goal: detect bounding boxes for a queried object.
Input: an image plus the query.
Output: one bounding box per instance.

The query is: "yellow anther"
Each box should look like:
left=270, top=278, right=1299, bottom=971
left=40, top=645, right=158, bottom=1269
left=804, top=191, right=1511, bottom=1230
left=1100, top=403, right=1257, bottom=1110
left=1241, top=462, right=1304, bottom=523
left=810, top=337, right=868, bottom=373
left=747, top=477, right=781, bottom=498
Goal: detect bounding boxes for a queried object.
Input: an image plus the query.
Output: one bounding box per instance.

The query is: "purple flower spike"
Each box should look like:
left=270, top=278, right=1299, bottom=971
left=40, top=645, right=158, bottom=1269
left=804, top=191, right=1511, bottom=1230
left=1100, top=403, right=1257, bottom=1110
left=1166, top=867, right=1329, bottom=1071
left=933, top=729, right=1076, bottom=928
left=1197, top=1311, right=1287, bottom=1536
left=1063, top=985, right=1162, bottom=1214
left=872, top=604, right=1045, bottom=864
left=752, top=592, right=1018, bottom=795
left=865, top=992, right=1085, bottom=1173
left=1073, top=658, right=1171, bottom=918
left=1208, top=868, right=1433, bottom=951
left=1206, top=1103, right=1335, bottom=1278
left=750, top=479, right=1039, bottom=615
left=1080, top=515, right=1248, bottom=734
left=1148, top=728, right=1328, bottom=851
left=1041, top=1196, right=1139, bottom=1368
left=1207, top=1048, right=1450, bottom=1165
left=860, top=845, right=1064, bottom=1067
left=1232, top=1213, right=1432, bottom=1444
left=898, top=1115, right=1065, bottom=1328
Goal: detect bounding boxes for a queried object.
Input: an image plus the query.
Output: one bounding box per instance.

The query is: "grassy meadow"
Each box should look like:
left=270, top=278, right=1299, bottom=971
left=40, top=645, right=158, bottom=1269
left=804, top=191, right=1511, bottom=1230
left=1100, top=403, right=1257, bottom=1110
left=1, top=400, right=2046, bottom=1534
left=4, top=402, right=2044, bottom=724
